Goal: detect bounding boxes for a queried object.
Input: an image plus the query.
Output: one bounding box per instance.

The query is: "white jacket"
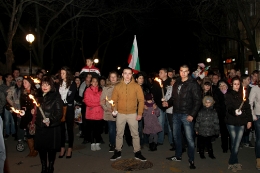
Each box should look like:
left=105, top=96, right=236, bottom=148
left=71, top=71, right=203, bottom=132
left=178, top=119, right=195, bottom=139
left=165, top=85, right=173, bottom=114
left=249, top=85, right=260, bottom=120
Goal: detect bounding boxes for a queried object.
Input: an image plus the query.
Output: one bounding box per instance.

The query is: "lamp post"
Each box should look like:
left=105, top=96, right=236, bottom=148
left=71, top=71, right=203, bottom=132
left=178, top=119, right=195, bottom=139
left=26, top=34, right=35, bottom=75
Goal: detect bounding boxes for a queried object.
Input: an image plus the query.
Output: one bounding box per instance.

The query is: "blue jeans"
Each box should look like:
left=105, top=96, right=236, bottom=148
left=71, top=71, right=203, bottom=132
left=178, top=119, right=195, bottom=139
left=227, top=124, right=244, bottom=164
left=157, top=108, right=166, bottom=144
left=4, top=108, right=16, bottom=135
left=0, top=116, right=6, bottom=172
left=107, top=121, right=116, bottom=146
left=255, top=115, right=260, bottom=158
left=165, top=113, right=173, bottom=144
left=172, top=113, right=195, bottom=162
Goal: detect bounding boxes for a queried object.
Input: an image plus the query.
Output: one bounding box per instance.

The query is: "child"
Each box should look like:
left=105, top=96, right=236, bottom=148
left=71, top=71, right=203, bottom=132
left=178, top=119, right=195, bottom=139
left=195, top=96, right=219, bottom=159
left=143, top=93, right=162, bottom=151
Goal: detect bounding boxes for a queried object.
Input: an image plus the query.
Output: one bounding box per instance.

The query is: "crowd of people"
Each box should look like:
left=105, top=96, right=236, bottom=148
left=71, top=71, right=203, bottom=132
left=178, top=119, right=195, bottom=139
left=0, top=59, right=259, bottom=172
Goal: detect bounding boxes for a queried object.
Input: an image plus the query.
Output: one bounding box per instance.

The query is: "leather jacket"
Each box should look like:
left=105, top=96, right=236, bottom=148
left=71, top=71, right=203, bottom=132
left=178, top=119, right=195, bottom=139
left=168, top=76, right=201, bottom=117
left=35, top=91, right=63, bottom=128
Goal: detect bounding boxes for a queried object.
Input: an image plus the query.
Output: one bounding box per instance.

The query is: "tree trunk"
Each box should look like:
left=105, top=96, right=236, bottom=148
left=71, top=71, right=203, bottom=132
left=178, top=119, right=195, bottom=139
left=5, top=47, right=14, bottom=73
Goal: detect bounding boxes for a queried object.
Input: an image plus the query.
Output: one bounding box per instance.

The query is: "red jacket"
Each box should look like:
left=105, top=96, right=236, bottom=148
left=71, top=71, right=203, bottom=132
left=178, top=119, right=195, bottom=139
left=80, top=65, right=100, bottom=76
left=84, top=86, right=103, bottom=120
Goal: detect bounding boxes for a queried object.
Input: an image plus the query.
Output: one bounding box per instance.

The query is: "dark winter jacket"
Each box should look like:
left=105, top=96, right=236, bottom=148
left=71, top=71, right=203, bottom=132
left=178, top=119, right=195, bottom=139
left=35, top=91, right=63, bottom=128
left=195, top=106, right=219, bottom=137
left=168, top=76, right=201, bottom=117
left=225, top=89, right=253, bottom=126
left=152, top=77, right=172, bottom=111
left=19, top=89, right=37, bottom=129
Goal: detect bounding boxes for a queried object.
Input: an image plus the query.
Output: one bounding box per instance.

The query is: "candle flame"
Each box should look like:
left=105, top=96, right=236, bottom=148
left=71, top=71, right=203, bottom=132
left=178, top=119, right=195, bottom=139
left=10, top=107, right=21, bottom=114
left=154, top=77, right=163, bottom=88
left=242, top=87, right=246, bottom=101
left=30, top=77, right=41, bottom=84
left=106, top=96, right=115, bottom=106
left=29, top=94, right=40, bottom=107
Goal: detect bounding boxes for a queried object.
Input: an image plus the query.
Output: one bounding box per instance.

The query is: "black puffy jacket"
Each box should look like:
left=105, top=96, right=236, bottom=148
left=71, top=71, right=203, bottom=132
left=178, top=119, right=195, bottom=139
left=35, top=91, right=63, bottom=128
left=224, top=89, right=252, bottom=126
left=168, top=76, right=201, bottom=117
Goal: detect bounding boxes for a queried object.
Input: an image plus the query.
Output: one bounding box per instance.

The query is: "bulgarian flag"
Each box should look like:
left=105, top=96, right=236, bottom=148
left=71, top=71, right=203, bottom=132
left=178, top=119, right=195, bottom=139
left=128, top=35, right=140, bottom=74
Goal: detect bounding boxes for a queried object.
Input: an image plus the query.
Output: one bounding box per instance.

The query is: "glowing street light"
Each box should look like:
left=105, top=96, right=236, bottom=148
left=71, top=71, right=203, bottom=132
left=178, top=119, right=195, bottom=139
left=117, top=66, right=121, bottom=70
left=206, top=58, right=211, bottom=63
left=94, top=58, right=99, bottom=64
left=26, top=34, right=35, bottom=75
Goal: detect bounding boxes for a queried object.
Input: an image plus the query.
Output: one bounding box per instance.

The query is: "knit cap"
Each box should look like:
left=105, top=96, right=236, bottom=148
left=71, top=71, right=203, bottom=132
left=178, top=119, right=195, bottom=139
left=202, top=96, right=215, bottom=106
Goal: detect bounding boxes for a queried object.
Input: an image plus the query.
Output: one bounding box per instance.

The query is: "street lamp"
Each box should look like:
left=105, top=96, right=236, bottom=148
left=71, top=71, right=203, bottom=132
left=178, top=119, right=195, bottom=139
left=206, top=58, right=211, bottom=63
left=26, top=34, right=35, bottom=75
left=94, top=58, right=99, bottom=64
left=117, top=66, right=121, bottom=70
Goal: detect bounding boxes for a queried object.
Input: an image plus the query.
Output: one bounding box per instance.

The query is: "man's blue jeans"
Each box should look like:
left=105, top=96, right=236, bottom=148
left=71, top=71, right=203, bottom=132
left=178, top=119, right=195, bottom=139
left=107, top=121, right=116, bottom=146
left=172, top=113, right=195, bottom=162
left=0, top=116, right=6, bottom=172
left=254, top=115, right=260, bottom=158
left=227, top=124, right=244, bottom=164
left=157, top=108, right=165, bottom=144
left=4, top=108, right=16, bottom=135
left=157, top=109, right=173, bottom=144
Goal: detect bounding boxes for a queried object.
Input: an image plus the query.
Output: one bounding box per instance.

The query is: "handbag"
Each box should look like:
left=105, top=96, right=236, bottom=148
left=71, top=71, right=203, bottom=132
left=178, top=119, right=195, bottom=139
left=28, top=105, right=36, bottom=135
left=28, top=122, right=36, bottom=135
left=61, top=106, right=67, bottom=122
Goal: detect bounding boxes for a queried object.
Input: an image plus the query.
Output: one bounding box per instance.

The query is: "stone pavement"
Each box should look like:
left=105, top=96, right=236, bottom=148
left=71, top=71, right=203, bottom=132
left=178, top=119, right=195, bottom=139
left=3, top=128, right=259, bottom=173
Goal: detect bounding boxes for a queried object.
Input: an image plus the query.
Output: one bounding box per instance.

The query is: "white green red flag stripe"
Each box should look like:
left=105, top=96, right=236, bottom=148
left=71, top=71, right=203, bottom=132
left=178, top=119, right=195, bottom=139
left=128, top=35, right=140, bottom=73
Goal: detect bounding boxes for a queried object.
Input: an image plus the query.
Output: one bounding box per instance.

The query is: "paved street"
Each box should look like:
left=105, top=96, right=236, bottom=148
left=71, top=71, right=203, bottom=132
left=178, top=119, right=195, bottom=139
left=3, top=127, right=259, bottom=173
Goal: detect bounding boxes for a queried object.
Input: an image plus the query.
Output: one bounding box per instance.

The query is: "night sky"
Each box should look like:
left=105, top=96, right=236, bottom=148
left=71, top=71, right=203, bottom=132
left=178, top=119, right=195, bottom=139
left=0, top=1, right=201, bottom=77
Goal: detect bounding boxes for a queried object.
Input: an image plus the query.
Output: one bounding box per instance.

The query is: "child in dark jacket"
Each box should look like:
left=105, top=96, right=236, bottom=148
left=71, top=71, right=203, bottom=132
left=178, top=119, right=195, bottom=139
left=195, top=96, right=219, bottom=159
left=143, top=93, right=162, bottom=151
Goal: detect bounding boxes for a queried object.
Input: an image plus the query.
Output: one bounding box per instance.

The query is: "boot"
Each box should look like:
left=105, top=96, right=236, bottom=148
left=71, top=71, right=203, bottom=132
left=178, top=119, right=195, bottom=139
left=149, top=143, right=153, bottom=151
left=152, top=143, right=157, bottom=151
left=208, top=148, right=216, bottom=159
left=39, top=151, right=48, bottom=173
left=199, top=148, right=206, bottom=159
left=27, top=138, right=34, bottom=157
left=48, top=150, right=56, bottom=173
left=41, top=160, right=47, bottom=173
left=48, top=162, right=54, bottom=173
left=256, top=158, right=260, bottom=170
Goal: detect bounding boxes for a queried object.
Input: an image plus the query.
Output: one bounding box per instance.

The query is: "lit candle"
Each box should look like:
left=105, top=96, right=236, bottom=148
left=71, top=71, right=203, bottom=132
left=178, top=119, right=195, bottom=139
left=10, top=107, right=25, bottom=116
left=29, top=94, right=49, bottom=124
left=238, top=87, right=246, bottom=112
left=106, top=96, right=117, bottom=116
left=154, top=77, right=165, bottom=101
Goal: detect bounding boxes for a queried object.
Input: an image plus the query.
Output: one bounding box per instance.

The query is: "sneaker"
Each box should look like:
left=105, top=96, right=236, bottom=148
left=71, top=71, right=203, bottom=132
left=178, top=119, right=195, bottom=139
left=109, top=145, right=115, bottom=152
left=4, top=134, right=9, bottom=140
left=166, top=156, right=182, bottom=161
left=110, top=150, right=121, bottom=161
left=239, top=143, right=243, bottom=149
left=234, top=163, right=242, bottom=170
left=91, top=143, right=96, bottom=151
left=248, top=142, right=255, bottom=148
left=189, top=161, right=196, bottom=169
left=228, top=165, right=237, bottom=172
left=95, top=143, right=101, bottom=150
left=134, top=151, right=147, bottom=161
left=243, top=143, right=249, bottom=147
